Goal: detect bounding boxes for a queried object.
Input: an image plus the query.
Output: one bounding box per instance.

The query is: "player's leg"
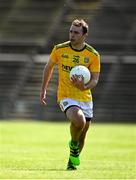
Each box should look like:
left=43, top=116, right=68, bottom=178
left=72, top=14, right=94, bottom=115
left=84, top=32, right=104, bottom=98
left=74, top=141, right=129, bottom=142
left=66, top=106, right=86, bottom=143
left=59, top=99, right=91, bottom=170
left=66, top=106, right=86, bottom=168
left=67, top=120, right=90, bottom=170
left=79, top=121, right=91, bottom=154
left=78, top=101, right=93, bottom=154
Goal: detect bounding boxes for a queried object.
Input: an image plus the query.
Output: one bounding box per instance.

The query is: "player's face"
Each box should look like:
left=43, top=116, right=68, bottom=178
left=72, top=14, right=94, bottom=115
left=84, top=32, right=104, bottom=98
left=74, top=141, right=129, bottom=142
left=69, top=25, right=86, bottom=45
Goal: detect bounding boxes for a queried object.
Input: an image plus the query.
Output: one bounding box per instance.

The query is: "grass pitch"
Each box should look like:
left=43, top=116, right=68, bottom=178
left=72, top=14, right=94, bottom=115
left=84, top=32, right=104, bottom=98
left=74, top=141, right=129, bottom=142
left=0, top=120, right=135, bottom=179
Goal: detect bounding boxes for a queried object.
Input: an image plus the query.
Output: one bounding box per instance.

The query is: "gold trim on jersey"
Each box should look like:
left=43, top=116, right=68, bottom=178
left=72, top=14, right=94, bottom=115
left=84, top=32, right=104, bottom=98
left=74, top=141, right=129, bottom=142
left=56, top=41, right=70, bottom=50
left=86, top=44, right=99, bottom=56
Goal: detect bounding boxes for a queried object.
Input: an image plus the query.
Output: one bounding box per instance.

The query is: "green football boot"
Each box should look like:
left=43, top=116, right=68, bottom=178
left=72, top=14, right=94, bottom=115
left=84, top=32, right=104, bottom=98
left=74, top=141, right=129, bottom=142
left=67, top=158, right=77, bottom=170
left=69, top=141, right=80, bottom=166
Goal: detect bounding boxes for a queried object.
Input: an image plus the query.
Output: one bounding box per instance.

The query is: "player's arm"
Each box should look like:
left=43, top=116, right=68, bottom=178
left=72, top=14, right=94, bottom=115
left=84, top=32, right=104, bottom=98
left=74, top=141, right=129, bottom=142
left=71, top=72, right=99, bottom=91
left=40, top=59, right=55, bottom=105
left=85, top=53, right=100, bottom=90
left=84, top=72, right=100, bottom=90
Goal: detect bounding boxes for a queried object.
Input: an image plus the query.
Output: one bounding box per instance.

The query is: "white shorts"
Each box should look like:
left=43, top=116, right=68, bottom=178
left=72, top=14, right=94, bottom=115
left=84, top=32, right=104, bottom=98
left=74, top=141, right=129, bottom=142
left=59, top=98, right=93, bottom=120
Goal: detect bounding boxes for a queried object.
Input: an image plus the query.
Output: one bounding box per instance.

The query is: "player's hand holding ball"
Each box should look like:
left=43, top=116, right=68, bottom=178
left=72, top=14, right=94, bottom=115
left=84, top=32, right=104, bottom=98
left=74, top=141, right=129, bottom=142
left=70, top=65, right=91, bottom=91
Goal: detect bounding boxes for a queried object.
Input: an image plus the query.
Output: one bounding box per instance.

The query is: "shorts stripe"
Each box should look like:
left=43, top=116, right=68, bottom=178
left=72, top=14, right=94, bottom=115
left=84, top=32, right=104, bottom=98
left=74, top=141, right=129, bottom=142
left=64, top=105, right=92, bottom=122
left=85, top=117, right=92, bottom=121
left=59, top=98, right=93, bottom=118
left=64, top=105, right=80, bottom=114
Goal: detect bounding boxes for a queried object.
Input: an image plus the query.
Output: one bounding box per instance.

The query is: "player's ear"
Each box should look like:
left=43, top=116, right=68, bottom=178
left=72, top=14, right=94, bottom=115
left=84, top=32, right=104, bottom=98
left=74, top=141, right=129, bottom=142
left=83, top=32, right=88, bottom=39
left=85, top=32, right=88, bottom=37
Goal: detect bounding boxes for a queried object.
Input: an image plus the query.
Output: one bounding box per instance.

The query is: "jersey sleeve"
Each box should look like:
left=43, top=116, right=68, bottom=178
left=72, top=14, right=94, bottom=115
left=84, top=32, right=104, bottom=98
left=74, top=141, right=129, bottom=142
left=50, top=46, right=58, bottom=64
left=89, top=54, right=100, bottom=72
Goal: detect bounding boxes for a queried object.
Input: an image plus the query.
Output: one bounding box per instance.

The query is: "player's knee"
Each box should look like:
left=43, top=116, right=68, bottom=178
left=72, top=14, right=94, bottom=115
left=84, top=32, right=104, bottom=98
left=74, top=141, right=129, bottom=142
left=66, top=106, right=86, bottom=129
left=74, top=114, right=86, bottom=130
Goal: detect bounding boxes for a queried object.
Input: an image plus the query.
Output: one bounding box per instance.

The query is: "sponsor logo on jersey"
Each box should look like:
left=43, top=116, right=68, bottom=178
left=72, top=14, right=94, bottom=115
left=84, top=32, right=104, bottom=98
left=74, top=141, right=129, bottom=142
left=61, top=54, right=69, bottom=58
left=62, top=64, right=73, bottom=72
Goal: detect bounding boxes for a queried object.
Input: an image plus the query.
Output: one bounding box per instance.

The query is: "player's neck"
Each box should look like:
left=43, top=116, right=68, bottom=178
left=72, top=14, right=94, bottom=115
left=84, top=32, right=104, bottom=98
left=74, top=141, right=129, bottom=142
left=70, top=42, right=86, bottom=51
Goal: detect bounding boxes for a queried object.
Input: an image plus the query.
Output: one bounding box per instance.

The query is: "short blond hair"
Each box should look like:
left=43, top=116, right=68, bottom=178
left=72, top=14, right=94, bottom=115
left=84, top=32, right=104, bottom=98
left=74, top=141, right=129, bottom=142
left=72, top=19, right=89, bottom=34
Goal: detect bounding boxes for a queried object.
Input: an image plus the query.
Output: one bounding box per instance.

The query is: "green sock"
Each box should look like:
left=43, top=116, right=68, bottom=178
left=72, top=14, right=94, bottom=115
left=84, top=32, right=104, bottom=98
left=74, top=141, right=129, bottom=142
left=71, top=140, right=79, bottom=147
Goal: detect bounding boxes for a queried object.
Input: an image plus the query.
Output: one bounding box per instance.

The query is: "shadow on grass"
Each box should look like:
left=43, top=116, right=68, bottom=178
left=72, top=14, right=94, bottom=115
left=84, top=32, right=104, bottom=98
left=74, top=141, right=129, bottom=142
left=10, top=168, right=68, bottom=172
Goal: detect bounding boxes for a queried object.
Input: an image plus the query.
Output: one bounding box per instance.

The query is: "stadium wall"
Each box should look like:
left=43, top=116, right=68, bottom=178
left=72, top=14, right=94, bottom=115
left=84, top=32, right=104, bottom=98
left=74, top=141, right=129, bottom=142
left=0, top=54, right=136, bottom=123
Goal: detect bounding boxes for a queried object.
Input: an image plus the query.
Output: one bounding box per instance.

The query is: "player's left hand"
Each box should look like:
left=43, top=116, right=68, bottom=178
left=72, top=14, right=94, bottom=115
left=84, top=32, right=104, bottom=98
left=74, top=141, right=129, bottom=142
left=40, top=91, right=47, bottom=105
left=71, top=75, right=86, bottom=91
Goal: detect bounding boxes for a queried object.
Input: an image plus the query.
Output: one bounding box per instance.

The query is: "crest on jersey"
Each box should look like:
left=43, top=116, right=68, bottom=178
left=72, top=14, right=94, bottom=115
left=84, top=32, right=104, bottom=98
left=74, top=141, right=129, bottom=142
left=63, top=101, right=68, bottom=106
left=84, top=57, right=89, bottom=63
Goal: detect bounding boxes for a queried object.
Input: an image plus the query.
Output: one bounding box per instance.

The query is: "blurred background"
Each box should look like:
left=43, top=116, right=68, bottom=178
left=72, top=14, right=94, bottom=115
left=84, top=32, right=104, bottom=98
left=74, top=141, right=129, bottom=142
left=0, top=0, right=136, bottom=122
